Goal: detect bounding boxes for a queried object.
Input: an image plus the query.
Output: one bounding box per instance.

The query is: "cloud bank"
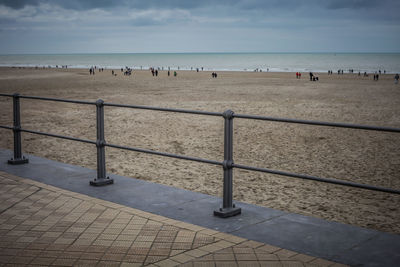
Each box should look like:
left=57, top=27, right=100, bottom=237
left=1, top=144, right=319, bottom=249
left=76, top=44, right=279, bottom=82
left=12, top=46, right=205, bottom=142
left=0, top=0, right=399, bottom=53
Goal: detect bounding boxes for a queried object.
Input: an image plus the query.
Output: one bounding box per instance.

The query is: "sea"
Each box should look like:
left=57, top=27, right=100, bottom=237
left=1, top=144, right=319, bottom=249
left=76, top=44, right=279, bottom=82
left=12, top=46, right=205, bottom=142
left=0, top=53, right=399, bottom=73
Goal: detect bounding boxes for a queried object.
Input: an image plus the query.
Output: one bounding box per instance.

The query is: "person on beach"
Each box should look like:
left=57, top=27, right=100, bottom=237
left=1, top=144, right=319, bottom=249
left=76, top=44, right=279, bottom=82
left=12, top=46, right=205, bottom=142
left=168, top=70, right=170, bottom=76
left=174, top=71, right=177, bottom=77
left=395, top=74, right=399, bottom=84
left=309, top=72, right=313, bottom=81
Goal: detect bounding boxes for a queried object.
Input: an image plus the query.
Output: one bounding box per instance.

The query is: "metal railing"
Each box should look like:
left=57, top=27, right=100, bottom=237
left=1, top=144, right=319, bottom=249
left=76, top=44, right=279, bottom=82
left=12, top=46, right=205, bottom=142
left=1, top=93, right=400, bottom=218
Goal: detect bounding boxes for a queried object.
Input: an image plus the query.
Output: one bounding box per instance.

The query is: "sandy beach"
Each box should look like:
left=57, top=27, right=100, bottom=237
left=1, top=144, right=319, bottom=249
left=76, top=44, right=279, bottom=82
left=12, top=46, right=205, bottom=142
left=0, top=67, right=399, bottom=234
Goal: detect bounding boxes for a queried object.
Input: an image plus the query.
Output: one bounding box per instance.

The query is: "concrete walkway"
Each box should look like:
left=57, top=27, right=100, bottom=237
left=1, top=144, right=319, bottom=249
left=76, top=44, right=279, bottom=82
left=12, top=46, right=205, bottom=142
left=0, top=149, right=399, bottom=266
left=0, top=171, right=343, bottom=266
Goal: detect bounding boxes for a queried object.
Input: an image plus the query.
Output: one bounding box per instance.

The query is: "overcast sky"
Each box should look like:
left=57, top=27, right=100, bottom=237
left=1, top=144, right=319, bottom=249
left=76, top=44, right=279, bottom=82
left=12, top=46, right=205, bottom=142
left=0, top=0, right=399, bottom=54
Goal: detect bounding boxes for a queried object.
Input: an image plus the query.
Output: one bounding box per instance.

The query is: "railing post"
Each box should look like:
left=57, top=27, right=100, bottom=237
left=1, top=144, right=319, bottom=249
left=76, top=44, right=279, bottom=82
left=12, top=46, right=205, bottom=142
left=90, top=99, right=114, bottom=186
left=214, top=109, right=241, bottom=218
left=8, top=93, right=29, bottom=165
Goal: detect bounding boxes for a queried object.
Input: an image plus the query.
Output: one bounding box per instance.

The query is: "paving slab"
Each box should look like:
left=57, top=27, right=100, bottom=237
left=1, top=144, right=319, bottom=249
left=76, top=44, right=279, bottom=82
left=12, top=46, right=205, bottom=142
left=0, top=149, right=399, bottom=266
left=231, top=212, right=379, bottom=259
left=0, top=170, right=341, bottom=267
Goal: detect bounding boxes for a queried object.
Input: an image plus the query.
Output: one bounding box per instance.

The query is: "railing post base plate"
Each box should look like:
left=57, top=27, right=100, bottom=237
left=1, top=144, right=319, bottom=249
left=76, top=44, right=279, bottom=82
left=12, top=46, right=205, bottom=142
left=214, top=207, right=241, bottom=218
left=90, top=177, right=114, bottom=186
left=8, top=157, right=29, bottom=165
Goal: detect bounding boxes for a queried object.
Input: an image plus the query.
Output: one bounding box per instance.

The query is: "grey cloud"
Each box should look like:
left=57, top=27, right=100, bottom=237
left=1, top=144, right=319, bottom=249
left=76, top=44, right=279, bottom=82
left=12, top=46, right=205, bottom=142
left=325, top=0, right=379, bottom=9
left=0, top=0, right=205, bottom=10
left=0, top=0, right=396, bottom=12
left=0, top=0, right=118, bottom=10
left=0, top=0, right=39, bottom=9
left=0, top=0, right=322, bottom=11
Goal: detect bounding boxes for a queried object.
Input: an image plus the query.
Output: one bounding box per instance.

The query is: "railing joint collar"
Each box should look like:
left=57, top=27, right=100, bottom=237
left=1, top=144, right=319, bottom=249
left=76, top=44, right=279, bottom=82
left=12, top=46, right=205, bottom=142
left=96, top=99, right=104, bottom=107
left=223, top=109, right=234, bottom=119
left=96, top=140, right=106, bottom=147
left=222, top=160, right=234, bottom=170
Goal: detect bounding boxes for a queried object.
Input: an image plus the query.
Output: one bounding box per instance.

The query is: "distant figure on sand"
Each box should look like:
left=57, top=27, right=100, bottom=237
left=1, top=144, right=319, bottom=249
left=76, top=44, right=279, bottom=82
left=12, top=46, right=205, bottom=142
left=174, top=71, right=177, bottom=77
left=395, top=74, right=399, bottom=84
left=309, top=72, right=318, bottom=81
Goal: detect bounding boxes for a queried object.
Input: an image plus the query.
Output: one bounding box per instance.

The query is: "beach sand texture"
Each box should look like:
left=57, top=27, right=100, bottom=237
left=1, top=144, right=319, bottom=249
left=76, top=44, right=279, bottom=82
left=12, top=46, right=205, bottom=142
left=0, top=67, right=399, bottom=234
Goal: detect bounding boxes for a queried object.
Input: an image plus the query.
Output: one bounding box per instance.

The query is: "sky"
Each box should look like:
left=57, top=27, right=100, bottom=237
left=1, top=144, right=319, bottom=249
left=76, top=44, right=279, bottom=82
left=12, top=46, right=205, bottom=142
left=0, top=0, right=399, bottom=54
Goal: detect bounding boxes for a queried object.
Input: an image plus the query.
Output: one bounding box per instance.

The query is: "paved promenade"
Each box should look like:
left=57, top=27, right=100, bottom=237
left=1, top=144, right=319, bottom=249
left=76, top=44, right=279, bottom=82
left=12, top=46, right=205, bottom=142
left=0, top=149, right=399, bottom=266
left=0, top=171, right=343, bottom=266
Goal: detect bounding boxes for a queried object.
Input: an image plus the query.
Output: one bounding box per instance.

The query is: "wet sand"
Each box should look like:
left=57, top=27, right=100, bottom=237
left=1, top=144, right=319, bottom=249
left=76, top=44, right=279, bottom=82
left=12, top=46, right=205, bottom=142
left=0, top=67, right=399, bottom=233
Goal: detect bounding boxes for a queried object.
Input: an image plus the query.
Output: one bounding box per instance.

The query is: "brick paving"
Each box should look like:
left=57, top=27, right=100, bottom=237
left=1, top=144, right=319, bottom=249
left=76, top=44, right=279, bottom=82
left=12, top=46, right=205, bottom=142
left=0, top=171, right=346, bottom=266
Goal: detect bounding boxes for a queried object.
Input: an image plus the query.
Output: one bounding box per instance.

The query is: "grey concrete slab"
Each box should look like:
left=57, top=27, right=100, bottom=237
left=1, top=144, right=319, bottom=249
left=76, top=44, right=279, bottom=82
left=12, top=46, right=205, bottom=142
left=1, top=149, right=400, bottom=267
left=335, top=231, right=400, bottom=267
left=0, top=150, right=213, bottom=213
left=2, top=151, right=94, bottom=181
left=155, top=196, right=287, bottom=233
left=232, top=212, right=380, bottom=261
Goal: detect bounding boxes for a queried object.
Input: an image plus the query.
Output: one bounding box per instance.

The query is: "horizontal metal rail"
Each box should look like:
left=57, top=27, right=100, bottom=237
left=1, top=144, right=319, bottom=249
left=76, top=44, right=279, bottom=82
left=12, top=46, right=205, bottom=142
left=104, top=103, right=222, bottom=116
left=233, top=163, right=400, bottom=194
left=106, top=143, right=222, bottom=166
left=2, top=93, right=400, bottom=132
left=0, top=93, right=14, bottom=97
left=0, top=93, right=222, bottom=116
left=0, top=126, right=221, bottom=166
left=20, top=128, right=96, bottom=145
left=234, top=113, right=400, bottom=133
left=20, top=95, right=97, bottom=105
left=0, top=125, right=13, bottom=130
left=0, top=93, right=96, bottom=105
left=2, top=125, right=398, bottom=194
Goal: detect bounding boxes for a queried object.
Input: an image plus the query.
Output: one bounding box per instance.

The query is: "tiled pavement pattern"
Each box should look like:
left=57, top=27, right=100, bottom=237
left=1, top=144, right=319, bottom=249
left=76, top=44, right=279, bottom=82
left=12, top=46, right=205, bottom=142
left=0, top=171, right=346, bottom=267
